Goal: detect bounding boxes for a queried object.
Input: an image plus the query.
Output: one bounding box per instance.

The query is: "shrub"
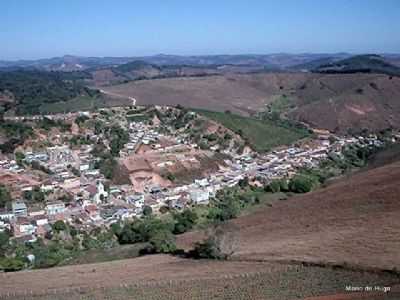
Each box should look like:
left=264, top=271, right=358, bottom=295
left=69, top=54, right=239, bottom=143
left=173, top=209, right=198, bottom=234
left=0, top=257, right=25, bottom=272
left=142, top=205, right=153, bottom=216
left=117, top=217, right=174, bottom=245
left=289, top=175, right=316, bottom=193
left=265, top=180, right=281, bottom=193
left=192, top=224, right=238, bottom=260
left=99, top=155, right=117, bottom=180
left=149, top=230, right=176, bottom=253
left=0, top=231, right=10, bottom=254
left=0, top=185, right=12, bottom=208
left=166, top=173, right=176, bottom=182
left=52, top=220, right=67, bottom=232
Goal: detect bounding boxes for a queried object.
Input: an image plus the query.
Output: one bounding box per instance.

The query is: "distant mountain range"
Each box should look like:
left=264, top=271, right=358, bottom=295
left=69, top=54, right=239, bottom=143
left=2, top=53, right=400, bottom=77
left=0, top=53, right=390, bottom=70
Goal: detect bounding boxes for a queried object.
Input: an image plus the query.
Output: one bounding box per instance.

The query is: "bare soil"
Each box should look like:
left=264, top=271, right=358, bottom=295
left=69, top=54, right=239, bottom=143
left=179, top=160, right=400, bottom=271
left=1, top=256, right=399, bottom=299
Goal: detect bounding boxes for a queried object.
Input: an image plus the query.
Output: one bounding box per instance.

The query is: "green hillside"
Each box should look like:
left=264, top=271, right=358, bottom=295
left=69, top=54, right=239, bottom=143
left=315, top=54, right=400, bottom=76
left=0, top=70, right=97, bottom=114
left=195, top=109, right=310, bottom=152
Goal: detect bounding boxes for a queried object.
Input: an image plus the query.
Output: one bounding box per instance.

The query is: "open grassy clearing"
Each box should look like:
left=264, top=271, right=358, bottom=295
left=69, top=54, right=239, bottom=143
left=239, top=191, right=288, bottom=216
left=195, top=109, right=309, bottom=152
left=61, top=243, right=147, bottom=266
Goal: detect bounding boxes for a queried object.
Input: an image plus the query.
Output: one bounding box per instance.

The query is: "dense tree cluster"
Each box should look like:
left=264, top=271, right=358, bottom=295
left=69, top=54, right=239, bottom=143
left=0, top=185, right=12, bottom=208
left=107, top=125, right=129, bottom=156
left=0, top=121, right=34, bottom=153
left=0, top=70, right=97, bottom=114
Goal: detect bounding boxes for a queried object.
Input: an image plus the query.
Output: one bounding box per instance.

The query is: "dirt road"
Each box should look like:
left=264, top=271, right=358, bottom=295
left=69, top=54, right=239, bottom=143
left=99, top=89, right=137, bottom=106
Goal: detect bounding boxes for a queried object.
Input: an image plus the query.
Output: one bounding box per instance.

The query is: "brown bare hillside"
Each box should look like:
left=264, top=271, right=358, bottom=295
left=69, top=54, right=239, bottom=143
left=102, top=73, right=322, bottom=115
left=103, top=74, right=275, bottom=115
left=102, top=73, right=400, bottom=132
left=290, top=74, right=400, bottom=133
left=1, top=256, right=398, bottom=300
left=179, top=159, right=400, bottom=271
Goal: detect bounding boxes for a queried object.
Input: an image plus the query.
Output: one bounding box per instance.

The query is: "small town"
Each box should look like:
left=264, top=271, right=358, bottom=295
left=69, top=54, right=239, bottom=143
left=0, top=106, right=392, bottom=246
left=1, top=2, right=400, bottom=298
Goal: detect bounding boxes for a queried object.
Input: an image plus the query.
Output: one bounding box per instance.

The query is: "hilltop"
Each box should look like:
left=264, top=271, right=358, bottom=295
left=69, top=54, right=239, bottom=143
left=102, top=72, right=400, bottom=133
left=313, top=54, right=400, bottom=76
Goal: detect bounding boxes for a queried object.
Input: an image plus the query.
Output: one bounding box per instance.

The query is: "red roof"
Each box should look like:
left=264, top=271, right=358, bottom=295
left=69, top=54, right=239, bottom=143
left=86, top=185, right=97, bottom=196
left=85, top=204, right=98, bottom=213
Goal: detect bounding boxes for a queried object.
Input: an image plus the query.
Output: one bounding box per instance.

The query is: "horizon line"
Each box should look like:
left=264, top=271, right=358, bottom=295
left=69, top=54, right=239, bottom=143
left=2, top=52, right=400, bottom=62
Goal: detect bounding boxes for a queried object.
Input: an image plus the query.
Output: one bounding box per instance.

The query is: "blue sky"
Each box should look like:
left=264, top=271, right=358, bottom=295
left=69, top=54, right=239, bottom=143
left=1, top=0, right=399, bottom=60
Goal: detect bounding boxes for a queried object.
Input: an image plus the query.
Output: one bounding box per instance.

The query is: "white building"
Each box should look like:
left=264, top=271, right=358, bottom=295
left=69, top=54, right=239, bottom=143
left=12, top=202, right=28, bottom=217
left=190, top=189, right=210, bottom=205
left=93, top=181, right=108, bottom=204
left=46, top=202, right=66, bottom=215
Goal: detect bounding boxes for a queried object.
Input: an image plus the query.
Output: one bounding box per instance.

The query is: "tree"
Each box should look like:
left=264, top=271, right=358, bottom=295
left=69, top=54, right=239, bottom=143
left=71, top=167, right=80, bottom=177
left=108, top=125, right=129, bottom=157
left=75, top=115, right=89, bottom=126
left=223, top=133, right=232, bottom=140
left=52, top=220, right=67, bottom=232
left=23, top=186, right=45, bottom=203
left=166, top=173, right=176, bottom=182
left=0, top=231, right=10, bottom=254
left=111, top=222, right=122, bottom=236
left=69, top=226, right=78, bottom=237
left=99, top=155, right=117, bottom=180
left=0, top=185, right=12, bottom=208
left=198, top=140, right=209, bottom=150
left=265, top=179, right=288, bottom=193
left=212, top=197, right=241, bottom=222
left=278, top=179, right=289, bottom=192
left=14, top=151, right=25, bottom=166
left=142, top=205, right=152, bottom=217
left=289, top=175, right=315, bottom=193
left=173, top=209, right=198, bottom=234
left=265, top=180, right=281, bottom=193
left=238, top=177, right=249, bottom=188
left=117, top=217, right=174, bottom=245
left=149, top=230, right=176, bottom=253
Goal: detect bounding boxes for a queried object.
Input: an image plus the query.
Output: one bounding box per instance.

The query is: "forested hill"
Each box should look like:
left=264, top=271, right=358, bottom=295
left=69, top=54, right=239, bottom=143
left=0, top=70, right=97, bottom=114
left=314, top=54, right=400, bottom=76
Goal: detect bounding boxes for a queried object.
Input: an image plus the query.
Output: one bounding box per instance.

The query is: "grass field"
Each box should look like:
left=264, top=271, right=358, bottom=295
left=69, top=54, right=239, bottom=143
left=61, top=243, right=147, bottom=266
left=195, top=109, right=309, bottom=152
